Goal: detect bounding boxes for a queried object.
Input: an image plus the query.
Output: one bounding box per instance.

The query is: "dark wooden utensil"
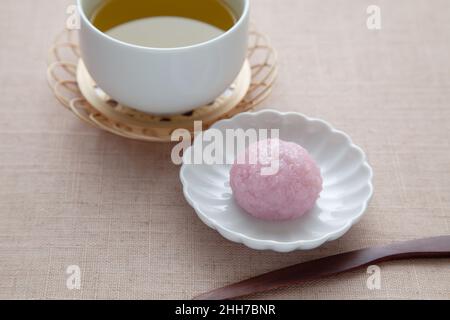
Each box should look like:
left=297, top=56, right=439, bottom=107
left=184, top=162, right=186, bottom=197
left=194, top=236, right=450, bottom=300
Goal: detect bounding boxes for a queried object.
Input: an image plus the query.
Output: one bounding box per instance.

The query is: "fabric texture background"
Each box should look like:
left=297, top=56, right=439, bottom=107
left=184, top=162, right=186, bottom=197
left=0, top=0, right=449, bottom=299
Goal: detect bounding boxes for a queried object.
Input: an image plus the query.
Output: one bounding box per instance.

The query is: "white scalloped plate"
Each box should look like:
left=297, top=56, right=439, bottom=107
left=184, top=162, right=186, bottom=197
left=180, top=110, right=373, bottom=252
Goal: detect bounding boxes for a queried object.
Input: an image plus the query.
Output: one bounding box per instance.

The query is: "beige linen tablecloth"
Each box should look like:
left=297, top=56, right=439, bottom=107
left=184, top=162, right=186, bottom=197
left=0, top=0, right=449, bottom=299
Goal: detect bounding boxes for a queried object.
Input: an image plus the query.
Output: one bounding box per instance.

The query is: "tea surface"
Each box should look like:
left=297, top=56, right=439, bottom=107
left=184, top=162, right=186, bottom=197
left=92, top=0, right=236, bottom=33
left=106, top=16, right=225, bottom=48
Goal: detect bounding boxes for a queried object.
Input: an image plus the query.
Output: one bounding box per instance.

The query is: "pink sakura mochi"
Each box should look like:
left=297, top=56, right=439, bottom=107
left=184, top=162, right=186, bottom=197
left=230, top=139, right=322, bottom=221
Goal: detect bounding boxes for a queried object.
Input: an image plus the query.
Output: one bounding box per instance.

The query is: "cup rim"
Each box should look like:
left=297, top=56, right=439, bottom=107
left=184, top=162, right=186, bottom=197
left=77, top=0, right=249, bottom=52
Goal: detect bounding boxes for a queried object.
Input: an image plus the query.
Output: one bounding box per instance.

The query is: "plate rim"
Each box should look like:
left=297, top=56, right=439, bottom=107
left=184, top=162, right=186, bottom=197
left=180, top=109, right=374, bottom=252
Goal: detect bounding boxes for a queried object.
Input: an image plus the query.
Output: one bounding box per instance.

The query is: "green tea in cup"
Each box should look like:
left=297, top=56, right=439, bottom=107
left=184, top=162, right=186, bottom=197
left=91, top=0, right=237, bottom=48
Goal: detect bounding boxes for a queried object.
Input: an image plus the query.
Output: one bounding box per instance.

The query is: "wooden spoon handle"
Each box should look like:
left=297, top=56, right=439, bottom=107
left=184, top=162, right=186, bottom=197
left=194, top=236, right=450, bottom=300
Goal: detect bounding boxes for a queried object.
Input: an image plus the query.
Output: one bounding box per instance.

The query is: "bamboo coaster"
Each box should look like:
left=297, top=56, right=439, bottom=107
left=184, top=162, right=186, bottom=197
left=76, top=59, right=251, bottom=130
left=47, top=27, right=278, bottom=142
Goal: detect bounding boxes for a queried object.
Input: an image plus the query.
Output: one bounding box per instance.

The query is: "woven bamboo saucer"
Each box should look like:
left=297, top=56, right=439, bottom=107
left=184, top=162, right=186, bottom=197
left=47, top=27, right=278, bottom=142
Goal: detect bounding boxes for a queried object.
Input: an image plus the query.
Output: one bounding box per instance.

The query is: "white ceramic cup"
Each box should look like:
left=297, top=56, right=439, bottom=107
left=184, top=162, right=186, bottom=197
left=77, top=0, right=250, bottom=115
